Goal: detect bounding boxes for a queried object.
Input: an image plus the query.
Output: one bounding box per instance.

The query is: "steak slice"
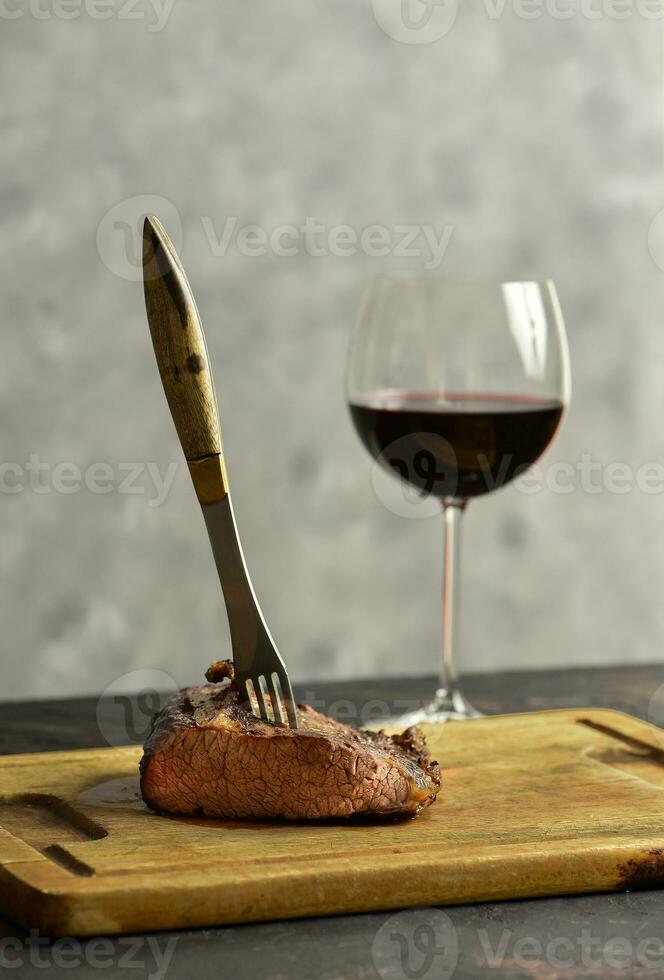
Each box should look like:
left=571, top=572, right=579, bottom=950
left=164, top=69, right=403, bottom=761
left=140, top=663, right=440, bottom=821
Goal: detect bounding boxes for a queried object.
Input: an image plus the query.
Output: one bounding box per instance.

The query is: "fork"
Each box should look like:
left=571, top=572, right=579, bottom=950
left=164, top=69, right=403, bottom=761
left=142, top=215, right=298, bottom=729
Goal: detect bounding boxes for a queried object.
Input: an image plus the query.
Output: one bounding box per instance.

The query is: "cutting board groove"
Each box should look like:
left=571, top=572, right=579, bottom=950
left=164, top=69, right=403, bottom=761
left=2, top=708, right=664, bottom=936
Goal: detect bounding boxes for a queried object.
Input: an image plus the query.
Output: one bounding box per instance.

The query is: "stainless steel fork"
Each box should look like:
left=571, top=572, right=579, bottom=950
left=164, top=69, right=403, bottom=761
left=142, top=215, right=298, bottom=729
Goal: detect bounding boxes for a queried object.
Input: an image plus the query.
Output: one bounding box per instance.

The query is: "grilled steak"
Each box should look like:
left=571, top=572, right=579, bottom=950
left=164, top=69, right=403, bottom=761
left=140, top=662, right=440, bottom=821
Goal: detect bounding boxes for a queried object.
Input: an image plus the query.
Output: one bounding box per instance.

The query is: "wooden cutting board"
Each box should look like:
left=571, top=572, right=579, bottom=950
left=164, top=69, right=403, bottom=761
left=3, top=708, right=664, bottom=937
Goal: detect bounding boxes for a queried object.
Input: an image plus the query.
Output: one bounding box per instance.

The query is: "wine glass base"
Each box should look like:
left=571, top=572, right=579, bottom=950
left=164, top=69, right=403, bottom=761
left=389, top=689, right=483, bottom=727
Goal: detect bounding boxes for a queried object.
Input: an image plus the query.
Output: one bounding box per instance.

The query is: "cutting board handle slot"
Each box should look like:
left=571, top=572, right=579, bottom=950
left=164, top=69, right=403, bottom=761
left=578, top=719, right=664, bottom=789
left=0, top=793, right=107, bottom=851
left=41, top=844, right=95, bottom=877
left=577, top=718, right=664, bottom=760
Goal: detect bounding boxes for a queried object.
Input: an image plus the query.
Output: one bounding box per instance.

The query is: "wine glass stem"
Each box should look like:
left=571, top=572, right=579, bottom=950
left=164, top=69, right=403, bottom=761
left=438, top=500, right=466, bottom=702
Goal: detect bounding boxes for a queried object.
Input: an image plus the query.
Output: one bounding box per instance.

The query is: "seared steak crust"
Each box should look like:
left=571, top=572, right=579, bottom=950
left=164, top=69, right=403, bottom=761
left=140, top=679, right=440, bottom=821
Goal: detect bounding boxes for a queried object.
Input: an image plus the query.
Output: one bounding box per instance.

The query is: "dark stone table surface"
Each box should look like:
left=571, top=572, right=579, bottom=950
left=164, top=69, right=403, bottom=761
left=2, top=664, right=664, bottom=979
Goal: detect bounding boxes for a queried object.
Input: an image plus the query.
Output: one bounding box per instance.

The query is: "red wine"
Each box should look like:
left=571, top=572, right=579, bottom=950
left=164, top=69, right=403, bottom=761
left=349, top=393, right=563, bottom=500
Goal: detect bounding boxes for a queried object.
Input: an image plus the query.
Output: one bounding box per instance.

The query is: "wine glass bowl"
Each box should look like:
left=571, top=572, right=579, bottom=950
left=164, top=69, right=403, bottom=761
left=347, top=277, right=570, bottom=723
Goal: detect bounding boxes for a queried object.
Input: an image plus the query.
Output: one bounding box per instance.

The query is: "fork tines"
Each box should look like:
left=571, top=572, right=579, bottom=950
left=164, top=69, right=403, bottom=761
left=244, top=671, right=298, bottom=730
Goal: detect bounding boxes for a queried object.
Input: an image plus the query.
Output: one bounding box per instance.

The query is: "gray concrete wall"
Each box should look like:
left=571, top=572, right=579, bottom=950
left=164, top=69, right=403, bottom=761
left=0, top=1, right=663, bottom=698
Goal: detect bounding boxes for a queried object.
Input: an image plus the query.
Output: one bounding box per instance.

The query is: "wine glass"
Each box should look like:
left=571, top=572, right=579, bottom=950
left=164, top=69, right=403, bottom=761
left=346, top=277, right=571, bottom=723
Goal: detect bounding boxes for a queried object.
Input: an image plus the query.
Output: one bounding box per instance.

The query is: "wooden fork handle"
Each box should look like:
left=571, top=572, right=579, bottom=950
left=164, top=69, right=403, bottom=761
left=143, top=215, right=228, bottom=504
